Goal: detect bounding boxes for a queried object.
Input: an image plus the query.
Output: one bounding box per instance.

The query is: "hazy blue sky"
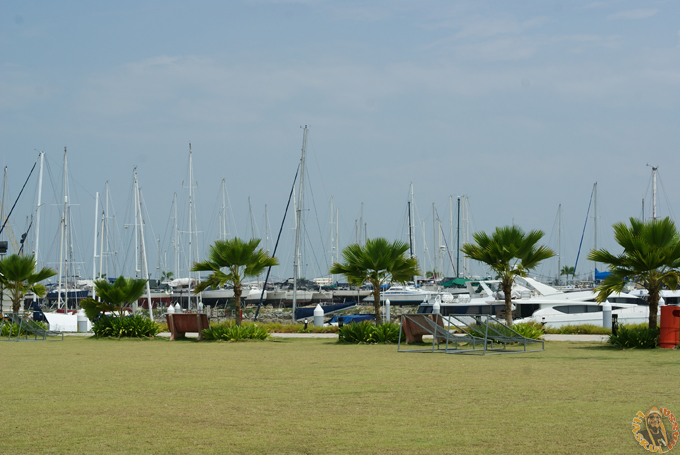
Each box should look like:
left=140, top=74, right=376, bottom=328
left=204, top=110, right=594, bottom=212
left=1, top=0, right=679, bottom=282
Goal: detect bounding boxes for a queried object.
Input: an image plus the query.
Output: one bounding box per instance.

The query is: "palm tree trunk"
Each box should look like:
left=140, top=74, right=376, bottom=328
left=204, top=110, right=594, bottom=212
left=371, top=281, right=382, bottom=325
left=234, top=284, right=242, bottom=326
left=503, top=278, right=513, bottom=326
left=648, top=289, right=659, bottom=330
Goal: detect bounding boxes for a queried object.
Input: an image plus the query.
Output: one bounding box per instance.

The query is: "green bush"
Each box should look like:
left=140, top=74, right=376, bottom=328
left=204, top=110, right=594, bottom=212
left=337, top=321, right=402, bottom=344
left=1, top=320, right=48, bottom=337
left=510, top=322, right=545, bottom=340
left=609, top=324, right=659, bottom=349
left=92, top=315, right=161, bottom=338
left=544, top=324, right=611, bottom=335
left=202, top=321, right=270, bottom=341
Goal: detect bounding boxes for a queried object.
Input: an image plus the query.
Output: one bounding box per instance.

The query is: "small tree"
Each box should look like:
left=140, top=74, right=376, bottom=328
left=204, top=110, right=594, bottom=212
left=0, top=254, right=56, bottom=313
left=461, top=226, right=555, bottom=325
left=330, top=238, right=420, bottom=324
left=79, top=276, right=148, bottom=320
left=560, top=265, right=575, bottom=284
left=192, top=238, right=278, bottom=326
left=588, top=217, right=680, bottom=330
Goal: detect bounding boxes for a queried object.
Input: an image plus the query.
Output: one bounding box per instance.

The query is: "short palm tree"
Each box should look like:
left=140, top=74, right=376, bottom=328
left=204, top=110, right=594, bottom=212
left=560, top=265, right=575, bottom=283
left=192, top=238, right=278, bottom=326
left=461, top=226, right=555, bottom=325
left=330, top=238, right=420, bottom=324
left=79, top=276, right=148, bottom=320
left=0, top=254, right=56, bottom=313
left=588, top=217, right=680, bottom=330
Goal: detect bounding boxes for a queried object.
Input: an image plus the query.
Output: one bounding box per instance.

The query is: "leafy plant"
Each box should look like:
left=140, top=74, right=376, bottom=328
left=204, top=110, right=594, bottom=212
left=92, top=315, right=161, bottom=338
left=202, top=321, right=270, bottom=341
left=510, top=322, right=545, bottom=339
left=79, top=276, right=148, bottom=320
left=1, top=320, right=48, bottom=337
left=609, top=324, right=659, bottom=349
left=337, top=321, right=402, bottom=344
left=0, top=254, right=56, bottom=313
left=544, top=324, right=611, bottom=335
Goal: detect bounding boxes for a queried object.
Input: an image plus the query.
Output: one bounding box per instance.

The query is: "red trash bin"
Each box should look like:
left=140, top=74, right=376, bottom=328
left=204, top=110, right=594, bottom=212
left=659, top=305, right=680, bottom=349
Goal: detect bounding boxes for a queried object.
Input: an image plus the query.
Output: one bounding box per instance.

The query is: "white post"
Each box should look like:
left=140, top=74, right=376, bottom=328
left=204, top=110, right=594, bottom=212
left=92, top=192, right=99, bottom=298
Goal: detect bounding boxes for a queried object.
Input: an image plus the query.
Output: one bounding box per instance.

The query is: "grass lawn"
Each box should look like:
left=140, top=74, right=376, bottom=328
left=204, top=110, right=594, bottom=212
left=1, top=337, right=678, bottom=454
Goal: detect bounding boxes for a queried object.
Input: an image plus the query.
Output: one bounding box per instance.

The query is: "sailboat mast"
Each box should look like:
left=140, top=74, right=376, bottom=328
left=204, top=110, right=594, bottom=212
left=456, top=196, right=460, bottom=278
left=558, top=204, right=562, bottom=285
left=293, top=125, right=308, bottom=322
left=135, top=170, right=154, bottom=322
left=593, top=182, right=598, bottom=279
left=57, top=148, right=68, bottom=309
left=173, top=192, right=179, bottom=278
left=221, top=179, right=227, bottom=240
left=92, top=192, right=99, bottom=297
left=188, top=144, right=194, bottom=309
left=652, top=166, right=658, bottom=220
left=34, top=151, right=44, bottom=268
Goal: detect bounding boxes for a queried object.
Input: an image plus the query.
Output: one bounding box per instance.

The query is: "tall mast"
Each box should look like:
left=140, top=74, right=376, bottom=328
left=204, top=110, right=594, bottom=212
left=221, top=179, right=227, bottom=240
left=248, top=197, right=255, bottom=239
left=558, top=204, right=562, bottom=284
left=593, top=182, right=598, bottom=279
left=187, top=144, right=194, bottom=309
left=57, top=148, right=68, bottom=309
left=456, top=196, right=460, bottom=278
left=135, top=168, right=153, bottom=322
left=330, top=196, right=334, bottom=276
left=173, top=192, right=179, bottom=278
left=92, top=192, right=99, bottom=297
left=265, top=204, right=269, bottom=253
left=652, top=166, right=658, bottom=220
left=335, top=207, right=339, bottom=277
left=432, top=203, right=436, bottom=279
left=449, top=196, right=453, bottom=277
left=34, top=151, right=44, bottom=268
left=293, top=125, right=308, bottom=322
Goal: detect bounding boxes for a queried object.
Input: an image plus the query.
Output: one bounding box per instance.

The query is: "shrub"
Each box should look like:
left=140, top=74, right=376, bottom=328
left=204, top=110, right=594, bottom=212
left=1, top=320, right=48, bottom=337
left=510, top=322, right=545, bottom=340
left=337, top=321, right=402, bottom=344
left=202, top=321, right=270, bottom=341
left=92, top=315, right=161, bottom=338
left=609, top=324, right=659, bottom=349
left=544, top=324, right=611, bottom=335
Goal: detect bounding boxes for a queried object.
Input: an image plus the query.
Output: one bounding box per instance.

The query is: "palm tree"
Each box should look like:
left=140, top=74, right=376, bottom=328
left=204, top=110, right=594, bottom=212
left=587, top=217, right=680, bottom=330
left=560, top=265, right=575, bottom=284
left=0, top=254, right=56, bottom=313
left=192, top=238, right=278, bottom=326
left=330, top=238, right=420, bottom=324
left=161, top=271, right=174, bottom=282
left=79, top=276, right=148, bottom=320
left=461, top=226, right=555, bottom=325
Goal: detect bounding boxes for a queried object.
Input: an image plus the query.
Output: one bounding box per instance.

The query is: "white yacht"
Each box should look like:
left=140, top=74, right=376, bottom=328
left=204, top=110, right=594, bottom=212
left=363, top=285, right=432, bottom=305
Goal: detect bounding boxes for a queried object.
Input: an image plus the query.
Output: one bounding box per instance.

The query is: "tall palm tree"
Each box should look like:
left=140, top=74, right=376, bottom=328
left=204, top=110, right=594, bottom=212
left=79, top=276, right=148, bottom=320
left=192, top=238, right=278, bottom=326
left=588, top=217, right=680, bottom=330
left=330, top=238, right=420, bottom=324
left=461, top=226, right=555, bottom=325
left=0, top=254, right=56, bottom=313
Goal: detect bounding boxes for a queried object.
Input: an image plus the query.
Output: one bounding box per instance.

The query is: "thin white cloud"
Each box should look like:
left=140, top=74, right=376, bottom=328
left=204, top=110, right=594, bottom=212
left=608, top=9, right=658, bottom=20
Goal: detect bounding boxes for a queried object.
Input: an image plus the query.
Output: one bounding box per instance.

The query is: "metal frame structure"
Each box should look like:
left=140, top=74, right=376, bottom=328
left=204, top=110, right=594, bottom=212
left=0, top=313, right=63, bottom=341
left=398, top=313, right=544, bottom=355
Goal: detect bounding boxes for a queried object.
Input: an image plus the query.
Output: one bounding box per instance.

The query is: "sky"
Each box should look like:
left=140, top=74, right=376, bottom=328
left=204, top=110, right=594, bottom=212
left=1, top=0, right=679, bottom=284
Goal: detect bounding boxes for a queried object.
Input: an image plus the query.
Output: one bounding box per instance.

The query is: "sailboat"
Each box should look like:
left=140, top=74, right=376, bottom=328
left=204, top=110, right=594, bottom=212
left=290, top=127, right=354, bottom=321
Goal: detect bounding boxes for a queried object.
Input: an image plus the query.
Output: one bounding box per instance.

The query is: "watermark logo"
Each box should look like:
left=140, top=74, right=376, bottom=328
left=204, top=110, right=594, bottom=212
left=632, top=407, right=679, bottom=453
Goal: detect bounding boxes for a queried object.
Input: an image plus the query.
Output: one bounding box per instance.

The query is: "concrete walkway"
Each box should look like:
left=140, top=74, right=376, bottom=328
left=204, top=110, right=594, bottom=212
left=64, top=332, right=609, bottom=341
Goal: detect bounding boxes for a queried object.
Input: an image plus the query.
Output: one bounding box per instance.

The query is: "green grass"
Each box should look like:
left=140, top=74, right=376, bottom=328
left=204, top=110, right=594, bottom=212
left=1, top=337, right=678, bottom=454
